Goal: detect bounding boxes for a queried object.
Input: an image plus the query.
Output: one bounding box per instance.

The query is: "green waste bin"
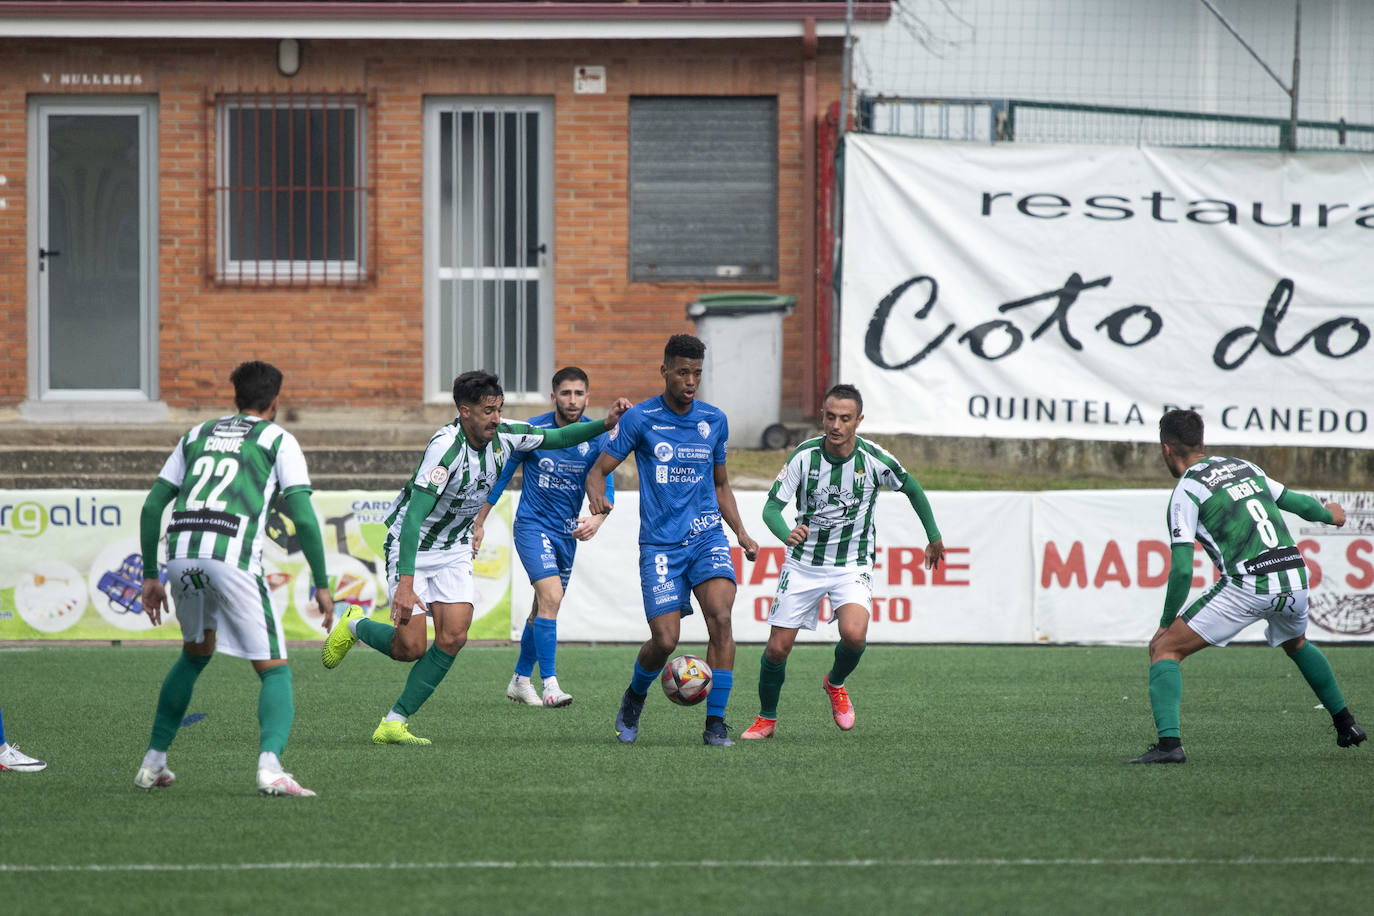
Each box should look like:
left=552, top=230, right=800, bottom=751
left=686, top=292, right=797, bottom=450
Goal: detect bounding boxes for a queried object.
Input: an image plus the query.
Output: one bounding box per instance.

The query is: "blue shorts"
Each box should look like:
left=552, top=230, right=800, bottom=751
left=512, top=521, right=577, bottom=589
left=638, top=528, right=737, bottom=620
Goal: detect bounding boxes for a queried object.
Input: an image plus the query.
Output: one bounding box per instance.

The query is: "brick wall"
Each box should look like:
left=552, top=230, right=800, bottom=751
left=0, top=36, right=844, bottom=413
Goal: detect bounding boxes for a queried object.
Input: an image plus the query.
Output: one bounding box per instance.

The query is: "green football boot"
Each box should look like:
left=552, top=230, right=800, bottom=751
left=372, top=718, right=432, bottom=746
left=321, top=604, right=367, bottom=669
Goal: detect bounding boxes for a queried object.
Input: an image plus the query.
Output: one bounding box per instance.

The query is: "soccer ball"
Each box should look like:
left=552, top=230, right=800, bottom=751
left=661, top=654, right=713, bottom=706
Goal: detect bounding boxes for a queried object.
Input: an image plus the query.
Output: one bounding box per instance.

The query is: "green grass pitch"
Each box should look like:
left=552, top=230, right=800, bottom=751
left=2, top=642, right=1372, bottom=914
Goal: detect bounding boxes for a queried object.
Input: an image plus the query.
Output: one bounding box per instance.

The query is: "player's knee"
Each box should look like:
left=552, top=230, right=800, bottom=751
left=1281, top=634, right=1306, bottom=655
left=649, top=631, right=677, bottom=656
left=763, top=643, right=791, bottom=663
left=391, top=633, right=426, bottom=662
left=436, top=632, right=467, bottom=655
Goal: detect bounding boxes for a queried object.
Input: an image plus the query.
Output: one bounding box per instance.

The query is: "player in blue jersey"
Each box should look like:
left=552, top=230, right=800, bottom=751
left=586, top=334, right=760, bottom=747
left=476, top=366, right=615, bottom=708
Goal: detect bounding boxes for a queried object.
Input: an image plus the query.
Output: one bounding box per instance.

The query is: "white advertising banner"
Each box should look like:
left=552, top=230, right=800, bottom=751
left=5, top=488, right=1368, bottom=647
left=517, top=490, right=1034, bottom=644
left=1032, top=489, right=1374, bottom=644
left=841, top=135, right=1374, bottom=447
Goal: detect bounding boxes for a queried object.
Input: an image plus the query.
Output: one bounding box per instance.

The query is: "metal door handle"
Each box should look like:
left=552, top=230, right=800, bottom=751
left=39, top=247, right=61, bottom=258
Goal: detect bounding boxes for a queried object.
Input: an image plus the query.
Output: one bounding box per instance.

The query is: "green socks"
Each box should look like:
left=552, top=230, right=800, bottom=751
left=1288, top=641, right=1347, bottom=716
left=393, top=644, right=455, bottom=717
left=758, top=654, right=787, bottom=719
left=149, top=650, right=211, bottom=751
left=257, top=665, right=295, bottom=757
left=829, top=641, right=866, bottom=688
left=1148, top=659, right=1183, bottom=739
left=356, top=617, right=397, bottom=655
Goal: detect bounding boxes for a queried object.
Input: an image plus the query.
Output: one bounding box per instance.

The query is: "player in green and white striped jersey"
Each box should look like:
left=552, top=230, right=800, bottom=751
left=136, top=361, right=335, bottom=797
left=320, top=370, right=630, bottom=746
left=1129, top=409, right=1365, bottom=764
left=741, top=384, right=944, bottom=740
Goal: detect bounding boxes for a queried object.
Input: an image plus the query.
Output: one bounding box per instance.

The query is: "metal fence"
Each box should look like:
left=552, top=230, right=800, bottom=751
left=858, top=96, right=1374, bottom=151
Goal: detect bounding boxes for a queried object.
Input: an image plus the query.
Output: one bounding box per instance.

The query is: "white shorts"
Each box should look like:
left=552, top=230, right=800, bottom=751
left=386, top=544, right=476, bottom=610
left=766, top=559, right=873, bottom=631
left=166, top=557, right=287, bottom=661
left=1183, top=580, right=1308, bottom=648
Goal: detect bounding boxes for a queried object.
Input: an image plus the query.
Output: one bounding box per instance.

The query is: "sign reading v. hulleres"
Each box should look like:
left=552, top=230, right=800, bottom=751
left=841, top=136, right=1374, bottom=448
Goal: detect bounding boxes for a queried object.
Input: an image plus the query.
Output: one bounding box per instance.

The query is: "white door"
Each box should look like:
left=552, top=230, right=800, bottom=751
left=424, top=97, right=553, bottom=399
left=31, top=99, right=156, bottom=400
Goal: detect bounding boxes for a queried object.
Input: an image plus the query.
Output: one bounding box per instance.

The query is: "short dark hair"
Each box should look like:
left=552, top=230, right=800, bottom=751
left=551, top=366, right=588, bottom=390
left=453, top=371, right=503, bottom=408
left=230, top=360, right=283, bottom=413
left=1159, top=408, right=1204, bottom=449
left=664, top=334, right=706, bottom=363
left=823, top=383, right=863, bottom=415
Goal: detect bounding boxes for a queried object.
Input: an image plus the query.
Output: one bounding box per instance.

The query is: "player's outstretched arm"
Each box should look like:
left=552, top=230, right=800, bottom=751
left=139, top=478, right=178, bottom=625
left=1275, top=489, right=1342, bottom=526
left=715, top=464, right=758, bottom=561
left=284, top=489, right=335, bottom=630
left=586, top=451, right=621, bottom=516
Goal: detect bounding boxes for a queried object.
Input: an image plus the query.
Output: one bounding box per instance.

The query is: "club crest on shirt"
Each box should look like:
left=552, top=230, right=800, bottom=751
left=697, top=421, right=710, bottom=439
left=577, top=441, right=590, bottom=456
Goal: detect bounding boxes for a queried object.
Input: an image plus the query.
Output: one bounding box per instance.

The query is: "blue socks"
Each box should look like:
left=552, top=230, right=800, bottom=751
left=629, top=659, right=660, bottom=697
left=707, top=668, right=733, bottom=719
left=514, top=619, right=537, bottom=678
left=533, top=617, right=558, bottom=678
left=514, top=617, right=559, bottom=679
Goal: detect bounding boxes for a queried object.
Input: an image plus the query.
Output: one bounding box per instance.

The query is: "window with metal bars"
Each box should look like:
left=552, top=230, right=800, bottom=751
left=212, top=92, right=372, bottom=286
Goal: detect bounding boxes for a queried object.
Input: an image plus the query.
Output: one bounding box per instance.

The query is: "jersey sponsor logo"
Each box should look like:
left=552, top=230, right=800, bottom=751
left=697, top=421, right=711, bottom=439
left=674, top=445, right=712, bottom=462
left=807, top=484, right=862, bottom=519
left=168, top=509, right=241, bottom=537
left=428, top=466, right=449, bottom=487
left=654, top=442, right=675, bottom=463
left=538, top=457, right=556, bottom=472
left=651, top=424, right=675, bottom=431
left=203, top=437, right=243, bottom=454
left=1243, top=546, right=1304, bottom=575
left=1196, top=459, right=1249, bottom=491
left=689, top=512, right=722, bottom=537
left=210, top=416, right=255, bottom=439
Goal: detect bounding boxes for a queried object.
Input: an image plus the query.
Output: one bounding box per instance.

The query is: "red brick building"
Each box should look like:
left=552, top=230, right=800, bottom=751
left=0, top=1, right=886, bottom=435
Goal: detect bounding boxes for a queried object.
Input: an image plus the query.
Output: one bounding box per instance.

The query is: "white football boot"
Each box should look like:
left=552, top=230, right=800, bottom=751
left=0, top=743, right=47, bottom=773
left=541, top=676, right=573, bottom=708
left=506, top=674, right=542, bottom=706
left=134, top=764, right=176, bottom=790
left=257, top=769, right=316, bottom=797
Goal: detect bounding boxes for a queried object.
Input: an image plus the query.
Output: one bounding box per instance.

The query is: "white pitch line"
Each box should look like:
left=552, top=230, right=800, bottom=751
left=1, top=856, right=1370, bottom=873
